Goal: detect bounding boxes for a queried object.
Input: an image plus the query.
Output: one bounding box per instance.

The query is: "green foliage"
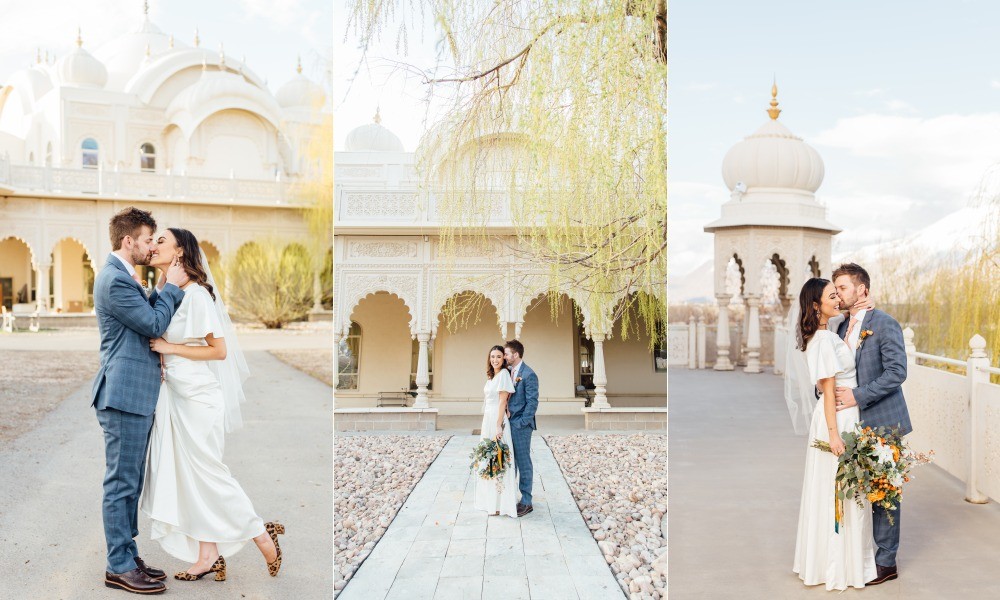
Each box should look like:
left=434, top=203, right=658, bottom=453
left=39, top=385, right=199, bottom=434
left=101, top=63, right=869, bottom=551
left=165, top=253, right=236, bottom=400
left=347, top=0, right=667, bottom=346
left=225, top=240, right=315, bottom=329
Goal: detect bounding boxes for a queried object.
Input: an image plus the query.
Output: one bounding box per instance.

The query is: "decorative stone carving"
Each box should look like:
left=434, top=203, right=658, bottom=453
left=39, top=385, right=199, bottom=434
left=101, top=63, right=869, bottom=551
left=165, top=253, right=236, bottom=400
left=343, top=191, right=418, bottom=219
left=347, top=241, right=418, bottom=259
left=336, top=165, right=382, bottom=179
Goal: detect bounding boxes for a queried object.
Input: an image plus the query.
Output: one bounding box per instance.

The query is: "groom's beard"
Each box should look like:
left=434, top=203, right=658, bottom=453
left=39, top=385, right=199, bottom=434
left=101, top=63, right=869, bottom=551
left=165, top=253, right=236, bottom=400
left=132, top=247, right=152, bottom=266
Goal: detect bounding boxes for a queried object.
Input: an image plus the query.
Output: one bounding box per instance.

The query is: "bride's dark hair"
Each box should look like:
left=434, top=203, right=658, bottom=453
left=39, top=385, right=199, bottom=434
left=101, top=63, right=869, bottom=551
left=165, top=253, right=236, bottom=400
left=486, top=344, right=508, bottom=380
left=168, top=227, right=215, bottom=301
left=797, top=277, right=829, bottom=352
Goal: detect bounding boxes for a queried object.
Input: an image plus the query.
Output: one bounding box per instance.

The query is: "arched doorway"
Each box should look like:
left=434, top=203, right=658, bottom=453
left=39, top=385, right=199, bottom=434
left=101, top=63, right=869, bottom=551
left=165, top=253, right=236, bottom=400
left=50, top=238, right=95, bottom=313
left=434, top=291, right=502, bottom=413
left=340, top=292, right=413, bottom=401
left=0, top=237, right=35, bottom=311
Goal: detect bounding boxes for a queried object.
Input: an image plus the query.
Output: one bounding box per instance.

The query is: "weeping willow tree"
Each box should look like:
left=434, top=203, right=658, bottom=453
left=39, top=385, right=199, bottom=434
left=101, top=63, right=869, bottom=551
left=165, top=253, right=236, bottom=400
left=347, top=0, right=667, bottom=345
left=870, top=173, right=999, bottom=371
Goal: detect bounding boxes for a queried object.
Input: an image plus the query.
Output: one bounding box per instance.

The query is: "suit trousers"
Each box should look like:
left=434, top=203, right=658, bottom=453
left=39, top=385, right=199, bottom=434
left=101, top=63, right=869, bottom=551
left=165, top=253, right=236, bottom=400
left=96, top=406, right=154, bottom=573
left=511, top=425, right=534, bottom=506
left=872, top=496, right=900, bottom=567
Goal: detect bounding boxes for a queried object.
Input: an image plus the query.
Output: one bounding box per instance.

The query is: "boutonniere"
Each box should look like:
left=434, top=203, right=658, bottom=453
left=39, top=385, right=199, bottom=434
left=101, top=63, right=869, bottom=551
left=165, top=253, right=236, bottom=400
left=858, top=329, right=874, bottom=349
left=516, top=377, right=522, bottom=383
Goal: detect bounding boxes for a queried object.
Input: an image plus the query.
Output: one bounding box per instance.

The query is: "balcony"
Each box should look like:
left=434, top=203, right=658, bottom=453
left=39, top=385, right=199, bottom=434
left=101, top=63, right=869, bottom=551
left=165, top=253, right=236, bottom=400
left=0, top=156, right=306, bottom=206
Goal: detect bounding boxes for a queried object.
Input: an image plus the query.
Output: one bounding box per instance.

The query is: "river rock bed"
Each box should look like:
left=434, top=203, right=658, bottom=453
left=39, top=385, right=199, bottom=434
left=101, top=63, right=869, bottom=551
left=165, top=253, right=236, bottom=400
left=334, top=433, right=450, bottom=595
left=545, top=433, right=668, bottom=599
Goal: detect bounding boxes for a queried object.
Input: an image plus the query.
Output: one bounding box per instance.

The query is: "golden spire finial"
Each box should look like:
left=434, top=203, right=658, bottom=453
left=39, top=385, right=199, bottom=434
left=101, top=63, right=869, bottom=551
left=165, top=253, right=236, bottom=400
left=194, top=28, right=200, bottom=48
left=201, top=57, right=208, bottom=71
left=296, top=55, right=302, bottom=75
left=374, top=106, right=382, bottom=124
left=767, top=79, right=781, bottom=120
left=76, top=27, right=83, bottom=48
left=168, top=34, right=174, bottom=49
left=36, top=48, right=41, bottom=64
left=219, top=42, right=225, bottom=65
left=144, top=0, right=149, bottom=17
left=145, top=43, right=151, bottom=58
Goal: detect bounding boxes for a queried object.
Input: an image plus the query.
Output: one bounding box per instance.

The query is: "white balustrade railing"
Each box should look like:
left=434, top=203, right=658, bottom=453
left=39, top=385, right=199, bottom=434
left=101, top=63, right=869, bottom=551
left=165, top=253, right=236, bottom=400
left=0, top=155, right=299, bottom=205
left=903, top=328, right=998, bottom=504
left=668, top=315, right=707, bottom=369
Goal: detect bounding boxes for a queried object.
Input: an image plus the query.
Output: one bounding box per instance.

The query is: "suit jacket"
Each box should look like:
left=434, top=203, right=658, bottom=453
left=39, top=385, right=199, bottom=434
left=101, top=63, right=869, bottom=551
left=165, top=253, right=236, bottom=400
left=838, top=309, right=912, bottom=435
left=507, top=362, right=539, bottom=431
left=91, top=255, right=184, bottom=416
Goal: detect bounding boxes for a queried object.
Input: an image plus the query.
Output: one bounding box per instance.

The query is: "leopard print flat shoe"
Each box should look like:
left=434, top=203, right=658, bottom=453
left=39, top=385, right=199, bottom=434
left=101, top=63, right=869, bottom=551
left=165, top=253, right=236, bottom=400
left=174, top=556, right=226, bottom=582
left=264, top=521, right=285, bottom=577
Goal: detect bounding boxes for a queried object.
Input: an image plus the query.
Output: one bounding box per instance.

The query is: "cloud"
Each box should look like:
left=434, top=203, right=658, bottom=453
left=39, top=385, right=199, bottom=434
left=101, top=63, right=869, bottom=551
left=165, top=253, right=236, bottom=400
left=0, top=0, right=136, bottom=64
left=883, top=99, right=919, bottom=114
left=992, top=79, right=1000, bottom=89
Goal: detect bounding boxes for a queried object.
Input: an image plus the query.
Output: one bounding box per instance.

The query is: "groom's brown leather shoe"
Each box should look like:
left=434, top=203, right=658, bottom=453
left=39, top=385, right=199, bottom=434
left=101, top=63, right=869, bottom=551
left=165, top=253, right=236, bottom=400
left=134, top=556, right=167, bottom=582
left=866, top=564, right=898, bottom=586
left=516, top=503, right=533, bottom=517
left=105, top=568, right=166, bottom=594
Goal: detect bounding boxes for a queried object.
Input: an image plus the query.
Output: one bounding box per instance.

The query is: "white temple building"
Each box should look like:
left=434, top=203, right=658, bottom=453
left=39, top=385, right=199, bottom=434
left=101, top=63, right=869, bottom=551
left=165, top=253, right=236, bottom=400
left=704, top=85, right=840, bottom=372
left=334, top=114, right=667, bottom=417
left=0, top=7, right=327, bottom=318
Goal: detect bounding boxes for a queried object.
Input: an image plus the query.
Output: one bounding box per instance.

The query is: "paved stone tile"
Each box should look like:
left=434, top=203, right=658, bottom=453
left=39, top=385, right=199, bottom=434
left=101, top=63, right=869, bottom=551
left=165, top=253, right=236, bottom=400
left=343, top=435, right=623, bottom=599
left=433, top=575, right=483, bottom=600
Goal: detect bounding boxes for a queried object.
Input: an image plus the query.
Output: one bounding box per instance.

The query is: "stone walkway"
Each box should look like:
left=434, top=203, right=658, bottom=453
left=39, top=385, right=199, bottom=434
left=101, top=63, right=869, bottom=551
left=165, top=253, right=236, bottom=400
left=339, top=435, right=624, bottom=600
left=0, top=351, right=332, bottom=599
left=669, top=368, right=1000, bottom=599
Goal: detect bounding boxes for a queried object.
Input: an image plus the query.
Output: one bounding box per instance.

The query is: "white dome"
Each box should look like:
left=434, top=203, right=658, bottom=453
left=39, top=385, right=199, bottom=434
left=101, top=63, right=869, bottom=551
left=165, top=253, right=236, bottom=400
left=166, top=68, right=283, bottom=134
left=276, top=63, right=326, bottom=109
left=721, top=118, right=824, bottom=193
left=93, top=17, right=173, bottom=90
left=56, top=40, right=108, bottom=89
left=9, top=65, right=53, bottom=100
left=345, top=111, right=403, bottom=152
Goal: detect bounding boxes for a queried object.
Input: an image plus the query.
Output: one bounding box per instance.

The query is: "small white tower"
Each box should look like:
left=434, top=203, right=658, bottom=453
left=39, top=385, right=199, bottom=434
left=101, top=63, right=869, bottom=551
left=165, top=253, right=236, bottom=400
left=704, top=83, right=840, bottom=372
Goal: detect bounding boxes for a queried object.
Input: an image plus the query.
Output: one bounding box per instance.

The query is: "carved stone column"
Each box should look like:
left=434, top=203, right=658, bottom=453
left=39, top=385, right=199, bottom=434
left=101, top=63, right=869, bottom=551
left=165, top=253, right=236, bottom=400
left=592, top=333, right=610, bottom=408
left=35, top=262, right=51, bottom=314
left=744, top=295, right=762, bottom=374
left=714, top=294, right=733, bottom=370
left=414, top=331, right=431, bottom=408
left=687, top=315, right=697, bottom=369
left=333, top=330, right=343, bottom=391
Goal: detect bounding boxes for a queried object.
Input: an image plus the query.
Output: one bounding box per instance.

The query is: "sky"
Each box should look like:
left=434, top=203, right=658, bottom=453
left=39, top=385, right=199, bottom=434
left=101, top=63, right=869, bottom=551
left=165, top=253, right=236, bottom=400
left=333, top=2, right=447, bottom=152
left=0, top=0, right=331, bottom=100
left=669, top=0, right=1000, bottom=281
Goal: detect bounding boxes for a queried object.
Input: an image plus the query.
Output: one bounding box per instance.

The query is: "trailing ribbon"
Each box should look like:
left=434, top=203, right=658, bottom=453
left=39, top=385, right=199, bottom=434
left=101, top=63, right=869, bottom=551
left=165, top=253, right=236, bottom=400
left=834, top=480, right=844, bottom=534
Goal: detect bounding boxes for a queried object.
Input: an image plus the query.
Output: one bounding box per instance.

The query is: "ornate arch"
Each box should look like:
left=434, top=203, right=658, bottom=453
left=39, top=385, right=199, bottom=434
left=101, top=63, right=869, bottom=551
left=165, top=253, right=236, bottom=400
left=48, top=235, right=99, bottom=271
left=127, top=50, right=266, bottom=104
left=338, top=272, right=419, bottom=335
left=0, top=232, right=40, bottom=269
left=430, top=273, right=507, bottom=329
left=344, top=290, right=414, bottom=340
left=433, top=289, right=503, bottom=337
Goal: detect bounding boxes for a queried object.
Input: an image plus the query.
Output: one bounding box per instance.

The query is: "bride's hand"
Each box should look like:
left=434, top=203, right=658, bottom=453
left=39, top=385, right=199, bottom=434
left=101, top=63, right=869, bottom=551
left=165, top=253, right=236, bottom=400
left=829, top=435, right=846, bottom=457
left=150, top=337, right=174, bottom=354
left=852, top=292, right=875, bottom=312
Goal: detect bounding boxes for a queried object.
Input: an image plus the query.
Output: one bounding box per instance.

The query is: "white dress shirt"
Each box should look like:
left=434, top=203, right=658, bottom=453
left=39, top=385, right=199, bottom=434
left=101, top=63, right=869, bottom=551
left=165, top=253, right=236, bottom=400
left=110, top=252, right=137, bottom=277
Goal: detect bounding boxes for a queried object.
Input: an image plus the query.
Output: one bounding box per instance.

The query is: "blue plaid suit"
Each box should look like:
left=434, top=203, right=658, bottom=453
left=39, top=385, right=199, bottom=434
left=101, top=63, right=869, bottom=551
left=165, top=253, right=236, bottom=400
left=838, top=308, right=911, bottom=568
left=508, top=362, right=539, bottom=506
left=92, top=255, right=183, bottom=573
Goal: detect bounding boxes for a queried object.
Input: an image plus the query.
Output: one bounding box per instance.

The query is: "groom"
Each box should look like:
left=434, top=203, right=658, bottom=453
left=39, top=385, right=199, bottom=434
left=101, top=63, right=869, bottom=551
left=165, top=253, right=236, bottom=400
left=504, top=340, right=539, bottom=517
left=832, top=262, right=911, bottom=586
left=92, top=207, right=188, bottom=594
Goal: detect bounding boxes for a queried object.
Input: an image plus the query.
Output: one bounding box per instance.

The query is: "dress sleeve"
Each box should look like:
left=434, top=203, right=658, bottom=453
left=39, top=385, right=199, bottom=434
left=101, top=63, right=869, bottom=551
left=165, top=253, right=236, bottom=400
left=496, top=368, right=516, bottom=394
left=806, top=333, right=842, bottom=384
left=181, top=288, right=225, bottom=341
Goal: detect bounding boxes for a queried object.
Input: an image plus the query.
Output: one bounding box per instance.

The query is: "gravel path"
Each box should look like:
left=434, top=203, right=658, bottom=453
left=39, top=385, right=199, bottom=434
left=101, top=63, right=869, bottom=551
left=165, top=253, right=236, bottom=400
left=545, top=434, right=668, bottom=600
left=271, top=349, right=333, bottom=386
left=0, top=350, right=100, bottom=446
left=334, top=434, right=451, bottom=595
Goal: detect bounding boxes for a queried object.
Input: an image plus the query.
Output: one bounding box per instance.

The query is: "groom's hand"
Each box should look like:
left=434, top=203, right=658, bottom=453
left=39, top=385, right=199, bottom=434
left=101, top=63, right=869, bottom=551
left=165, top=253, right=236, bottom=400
left=835, top=387, right=857, bottom=411
left=165, top=256, right=189, bottom=288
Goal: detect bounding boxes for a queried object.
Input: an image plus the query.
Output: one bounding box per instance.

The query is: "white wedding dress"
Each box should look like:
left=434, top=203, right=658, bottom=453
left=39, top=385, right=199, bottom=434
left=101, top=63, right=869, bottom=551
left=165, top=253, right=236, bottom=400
left=793, top=329, right=877, bottom=590
left=473, top=369, right=520, bottom=518
left=140, top=283, right=265, bottom=562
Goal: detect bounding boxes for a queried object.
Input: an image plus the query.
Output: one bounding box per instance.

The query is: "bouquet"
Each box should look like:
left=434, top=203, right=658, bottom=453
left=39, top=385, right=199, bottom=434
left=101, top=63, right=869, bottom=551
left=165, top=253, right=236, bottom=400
left=469, top=436, right=513, bottom=493
left=813, top=423, right=933, bottom=532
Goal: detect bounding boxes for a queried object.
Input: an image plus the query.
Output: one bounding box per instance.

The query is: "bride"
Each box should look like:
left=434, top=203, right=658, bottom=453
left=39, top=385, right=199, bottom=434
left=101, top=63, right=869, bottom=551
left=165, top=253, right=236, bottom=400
left=473, top=345, right=520, bottom=517
left=792, top=277, right=877, bottom=590
left=139, top=228, right=285, bottom=582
